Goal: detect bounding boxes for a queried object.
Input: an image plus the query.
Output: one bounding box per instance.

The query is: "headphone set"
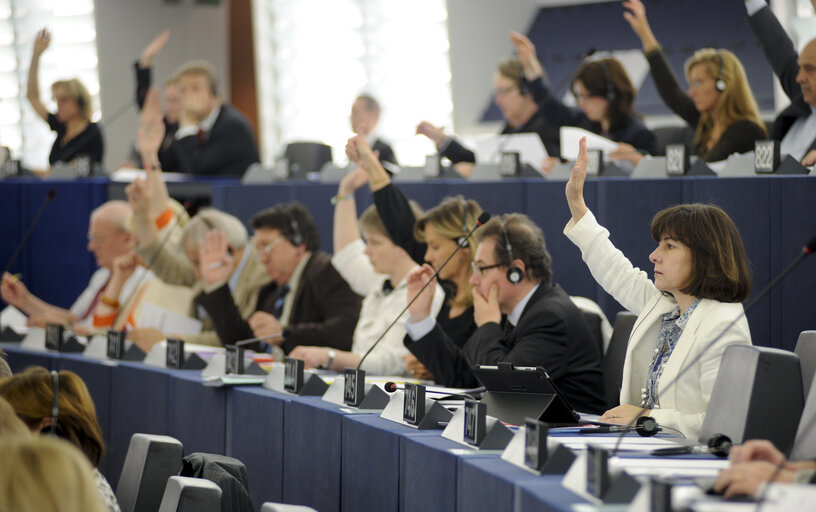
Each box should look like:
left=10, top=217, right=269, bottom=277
left=500, top=219, right=524, bottom=285
left=714, top=50, right=727, bottom=92
left=457, top=197, right=470, bottom=247
left=596, top=59, right=617, bottom=102
left=283, top=205, right=303, bottom=246
left=50, top=370, right=59, bottom=435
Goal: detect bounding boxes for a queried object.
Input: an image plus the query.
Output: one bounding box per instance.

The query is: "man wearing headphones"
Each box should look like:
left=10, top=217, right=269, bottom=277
left=404, top=213, right=605, bottom=414
left=164, top=60, right=259, bottom=177
left=198, top=202, right=362, bottom=354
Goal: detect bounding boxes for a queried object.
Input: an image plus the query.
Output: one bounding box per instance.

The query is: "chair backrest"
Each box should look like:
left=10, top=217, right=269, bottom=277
left=116, top=433, right=184, bottom=512
left=158, top=476, right=222, bottom=512
left=261, top=503, right=319, bottom=512
left=700, top=345, right=804, bottom=455
left=181, top=453, right=253, bottom=512
left=791, top=366, right=816, bottom=461
left=602, top=312, right=637, bottom=409
left=284, top=142, right=333, bottom=178
left=569, top=296, right=612, bottom=353
left=794, top=331, right=816, bottom=398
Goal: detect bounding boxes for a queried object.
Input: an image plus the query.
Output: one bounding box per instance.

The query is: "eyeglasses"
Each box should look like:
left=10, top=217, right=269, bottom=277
left=494, top=85, right=519, bottom=97
left=256, top=235, right=283, bottom=256
left=471, top=261, right=504, bottom=277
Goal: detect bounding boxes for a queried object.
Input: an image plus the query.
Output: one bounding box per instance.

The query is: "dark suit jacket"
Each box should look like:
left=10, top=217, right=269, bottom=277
left=748, top=6, right=816, bottom=153
left=372, top=137, right=398, bottom=169
left=198, top=252, right=361, bottom=353
left=408, top=282, right=605, bottom=413
left=166, top=104, right=260, bottom=177
left=526, top=77, right=657, bottom=157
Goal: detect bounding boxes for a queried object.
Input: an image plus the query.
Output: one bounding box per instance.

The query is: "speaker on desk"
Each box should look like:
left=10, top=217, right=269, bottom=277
left=699, top=345, right=804, bottom=456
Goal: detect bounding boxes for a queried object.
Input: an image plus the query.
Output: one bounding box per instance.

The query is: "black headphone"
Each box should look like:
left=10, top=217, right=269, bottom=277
left=457, top=197, right=470, bottom=247
left=707, top=433, right=733, bottom=457
left=50, top=370, right=59, bottom=435
left=284, top=206, right=303, bottom=246
left=500, top=219, right=523, bottom=285
left=714, top=50, right=726, bottom=92
left=634, top=415, right=659, bottom=437
left=76, top=94, right=86, bottom=109
left=596, top=59, right=617, bottom=101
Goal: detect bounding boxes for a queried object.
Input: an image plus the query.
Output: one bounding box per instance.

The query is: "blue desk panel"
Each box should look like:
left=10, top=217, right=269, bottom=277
left=515, top=475, right=588, bottom=512
left=457, top=456, right=546, bottom=512
left=169, top=372, right=227, bottom=456
left=226, top=386, right=290, bottom=509
left=282, top=397, right=356, bottom=512
left=341, top=414, right=439, bottom=512
left=2, top=344, right=56, bottom=373
left=401, top=435, right=495, bottom=512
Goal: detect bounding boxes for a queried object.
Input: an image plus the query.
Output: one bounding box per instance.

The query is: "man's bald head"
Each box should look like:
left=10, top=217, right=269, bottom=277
left=797, top=38, right=816, bottom=107
left=87, top=201, right=134, bottom=270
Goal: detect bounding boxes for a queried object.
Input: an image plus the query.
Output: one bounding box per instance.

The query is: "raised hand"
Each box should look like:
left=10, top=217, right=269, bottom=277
left=622, top=0, right=659, bottom=51
left=472, top=284, right=501, bottom=327
left=138, top=87, right=166, bottom=171
left=415, top=121, right=447, bottom=146
left=139, top=30, right=170, bottom=68
left=565, top=137, right=589, bottom=221
left=198, top=230, right=234, bottom=286
left=32, top=29, right=51, bottom=55
left=338, top=165, right=369, bottom=197
left=509, top=31, right=544, bottom=81
left=405, top=264, right=437, bottom=323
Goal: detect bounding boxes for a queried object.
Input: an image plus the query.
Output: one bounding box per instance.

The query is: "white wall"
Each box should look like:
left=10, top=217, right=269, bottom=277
left=93, top=0, right=229, bottom=172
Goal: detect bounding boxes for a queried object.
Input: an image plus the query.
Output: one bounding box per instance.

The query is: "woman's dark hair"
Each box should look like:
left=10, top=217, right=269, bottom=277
left=650, top=204, right=751, bottom=303
left=573, top=58, right=637, bottom=129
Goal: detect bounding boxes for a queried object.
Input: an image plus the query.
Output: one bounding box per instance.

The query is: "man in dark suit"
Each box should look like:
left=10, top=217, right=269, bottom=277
left=403, top=213, right=605, bottom=414
left=350, top=94, right=398, bottom=171
left=746, top=0, right=816, bottom=165
left=164, top=60, right=259, bottom=177
left=198, top=202, right=362, bottom=353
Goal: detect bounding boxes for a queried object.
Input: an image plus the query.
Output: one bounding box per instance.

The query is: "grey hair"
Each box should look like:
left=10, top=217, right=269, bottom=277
left=181, top=209, right=248, bottom=251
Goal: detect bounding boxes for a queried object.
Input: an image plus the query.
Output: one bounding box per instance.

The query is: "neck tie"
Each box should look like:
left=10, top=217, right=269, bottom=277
left=503, top=320, right=515, bottom=338
left=272, top=284, right=290, bottom=319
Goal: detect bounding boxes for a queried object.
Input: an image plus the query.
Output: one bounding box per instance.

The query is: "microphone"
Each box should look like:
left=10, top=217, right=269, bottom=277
left=580, top=416, right=661, bottom=436
left=2, top=189, right=56, bottom=276
left=356, top=211, right=492, bottom=369
left=609, top=233, right=816, bottom=456
left=233, top=333, right=284, bottom=348
left=383, top=381, right=486, bottom=400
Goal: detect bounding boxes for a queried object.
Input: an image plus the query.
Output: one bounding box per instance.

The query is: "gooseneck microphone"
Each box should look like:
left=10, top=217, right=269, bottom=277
left=384, top=381, right=486, bottom=400
left=356, top=211, right=492, bottom=369
left=2, top=189, right=56, bottom=276
left=233, top=334, right=284, bottom=348
left=610, top=234, right=816, bottom=456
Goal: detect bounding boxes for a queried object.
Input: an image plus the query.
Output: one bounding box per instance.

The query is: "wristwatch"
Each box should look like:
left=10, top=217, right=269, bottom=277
left=326, top=349, right=336, bottom=369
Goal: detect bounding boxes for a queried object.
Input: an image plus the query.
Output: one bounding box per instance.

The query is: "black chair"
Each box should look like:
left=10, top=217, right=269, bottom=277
left=652, top=125, right=695, bottom=156
left=794, top=331, right=816, bottom=398
left=602, top=312, right=637, bottom=410
left=284, top=142, right=333, bottom=178
left=180, top=453, right=253, bottom=512
left=158, top=476, right=222, bottom=512
left=116, top=434, right=184, bottom=512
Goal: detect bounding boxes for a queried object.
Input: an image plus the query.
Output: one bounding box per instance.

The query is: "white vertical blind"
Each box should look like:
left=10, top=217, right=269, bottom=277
left=0, top=0, right=99, bottom=170
left=253, top=0, right=453, bottom=166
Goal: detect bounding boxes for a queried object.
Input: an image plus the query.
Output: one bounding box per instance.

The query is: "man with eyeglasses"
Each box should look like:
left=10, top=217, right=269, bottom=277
left=197, top=202, right=362, bottom=354
left=403, top=213, right=605, bottom=414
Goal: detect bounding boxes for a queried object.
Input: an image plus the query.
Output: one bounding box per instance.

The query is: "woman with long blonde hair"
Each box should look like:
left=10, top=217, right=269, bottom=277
left=623, top=0, right=766, bottom=161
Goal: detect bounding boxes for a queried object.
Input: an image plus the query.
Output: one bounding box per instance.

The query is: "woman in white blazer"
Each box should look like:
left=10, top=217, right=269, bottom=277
left=562, top=137, right=752, bottom=439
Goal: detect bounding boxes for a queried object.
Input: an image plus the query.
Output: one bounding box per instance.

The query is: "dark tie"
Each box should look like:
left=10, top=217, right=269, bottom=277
left=503, top=320, right=515, bottom=338
left=272, top=285, right=290, bottom=319
left=381, top=279, right=394, bottom=295
left=197, top=128, right=206, bottom=145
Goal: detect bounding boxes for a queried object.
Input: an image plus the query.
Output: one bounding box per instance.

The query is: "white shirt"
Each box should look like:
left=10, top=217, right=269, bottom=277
left=332, top=239, right=445, bottom=375
left=506, top=284, right=539, bottom=328
left=70, top=266, right=152, bottom=328
left=175, top=105, right=222, bottom=140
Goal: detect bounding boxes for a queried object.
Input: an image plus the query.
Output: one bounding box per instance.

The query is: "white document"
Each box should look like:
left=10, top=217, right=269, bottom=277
left=469, top=133, right=549, bottom=168
left=0, top=306, right=29, bottom=334
left=560, top=126, right=619, bottom=160
left=137, top=302, right=202, bottom=336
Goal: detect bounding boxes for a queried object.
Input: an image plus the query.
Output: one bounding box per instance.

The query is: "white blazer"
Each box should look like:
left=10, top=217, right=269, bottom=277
left=565, top=211, right=751, bottom=440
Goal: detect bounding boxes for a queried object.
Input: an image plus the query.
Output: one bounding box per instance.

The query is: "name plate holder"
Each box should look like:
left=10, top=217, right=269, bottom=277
left=322, top=368, right=389, bottom=410
left=165, top=339, right=207, bottom=370
left=441, top=399, right=513, bottom=450
left=224, top=345, right=266, bottom=375
left=501, top=424, right=577, bottom=474
left=755, top=140, right=809, bottom=174
left=585, top=446, right=641, bottom=504
left=379, top=384, right=453, bottom=429
left=499, top=151, right=520, bottom=177
left=266, top=357, right=328, bottom=396
left=44, top=323, right=84, bottom=353
left=423, top=154, right=442, bottom=179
